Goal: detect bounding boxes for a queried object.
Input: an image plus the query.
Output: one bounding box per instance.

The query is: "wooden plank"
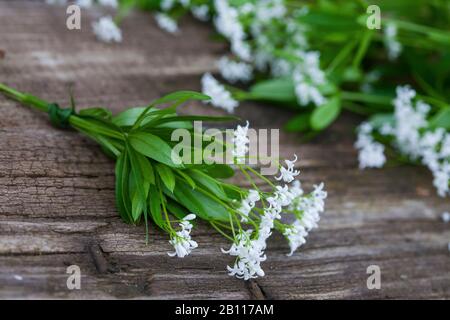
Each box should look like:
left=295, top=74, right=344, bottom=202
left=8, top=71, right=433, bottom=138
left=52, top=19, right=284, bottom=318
left=0, top=1, right=449, bottom=299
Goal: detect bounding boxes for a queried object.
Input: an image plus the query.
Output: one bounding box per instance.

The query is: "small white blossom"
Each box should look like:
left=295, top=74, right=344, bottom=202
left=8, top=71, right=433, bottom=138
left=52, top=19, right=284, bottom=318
left=191, top=5, right=210, bottom=21
left=441, top=212, right=450, bottom=223
left=155, top=13, right=178, bottom=34
left=92, top=16, right=122, bottom=43
left=201, top=73, right=239, bottom=113
left=292, top=51, right=327, bottom=107
left=160, top=0, right=175, bottom=11
left=232, top=121, right=250, bottom=162
left=75, top=0, right=93, bottom=8
left=45, top=0, right=67, bottom=5
left=283, top=220, right=308, bottom=256
left=168, top=214, right=198, bottom=258
left=285, top=183, right=327, bottom=255
left=237, top=189, right=260, bottom=222
left=217, top=56, right=253, bottom=83
left=98, top=0, right=118, bottom=8
left=275, top=154, right=300, bottom=183
left=384, top=23, right=402, bottom=60
left=355, top=122, right=386, bottom=169
left=222, top=230, right=267, bottom=280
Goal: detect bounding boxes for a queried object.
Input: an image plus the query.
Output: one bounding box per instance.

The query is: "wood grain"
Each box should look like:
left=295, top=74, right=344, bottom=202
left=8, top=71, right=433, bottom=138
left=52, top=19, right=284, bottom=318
left=0, top=1, right=449, bottom=299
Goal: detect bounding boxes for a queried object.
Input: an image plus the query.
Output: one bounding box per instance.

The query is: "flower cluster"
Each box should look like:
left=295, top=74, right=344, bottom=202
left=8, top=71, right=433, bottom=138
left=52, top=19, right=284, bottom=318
left=201, top=73, right=238, bottom=113
left=384, top=23, right=402, bottom=61
left=217, top=56, right=253, bottom=84
left=148, top=0, right=329, bottom=112
left=168, top=214, right=198, bottom=258
left=92, top=16, right=122, bottom=43
left=354, top=123, right=386, bottom=169
left=221, top=123, right=327, bottom=280
left=155, top=13, right=179, bottom=34
left=356, top=86, right=450, bottom=197
left=232, top=120, right=250, bottom=162
left=292, top=51, right=327, bottom=107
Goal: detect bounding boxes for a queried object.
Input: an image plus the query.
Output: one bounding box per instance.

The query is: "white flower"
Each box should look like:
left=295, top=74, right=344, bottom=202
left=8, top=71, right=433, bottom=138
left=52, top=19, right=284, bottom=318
left=92, top=16, right=122, bottom=43
left=201, top=73, right=239, bottom=113
left=289, top=180, right=304, bottom=198
left=284, top=220, right=308, bottom=256
left=274, top=185, right=294, bottom=207
left=231, top=38, right=252, bottom=61
left=98, top=0, right=118, bottom=8
left=285, top=183, right=327, bottom=256
left=292, top=52, right=327, bottom=107
left=271, top=59, right=291, bottom=77
left=160, top=0, right=175, bottom=11
left=217, top=56, right=253, bottom=83
left=254, top=0, right=287, bottom=22
left=75, top=0, right=93, bottom=8
left=237, top=188, right=261, bottom=222
left=214, top=0, right=245, bottom=41
left=45, top=0, right=67, bottom=5
left=384, top=23, right=402, bottom=60
left=355, top=123, right=386, bottom=169
left=191, top=5, right=210, bottom=21
left=222, top=230, right=267, bottom=280
left=232, top=121, right=250, bottom=162
left=155, top=13, right=178, bottom=34
left=179, top=0, right=190, bottom=8
left=275, top=154, right=300, bottom=183
left=358, top=142, right=386, bottom=169
left=441, top=212, right=450, bottom=223
left=433, top=169, right=450, bottom=197
left=168, top=214, right=198, bottom=258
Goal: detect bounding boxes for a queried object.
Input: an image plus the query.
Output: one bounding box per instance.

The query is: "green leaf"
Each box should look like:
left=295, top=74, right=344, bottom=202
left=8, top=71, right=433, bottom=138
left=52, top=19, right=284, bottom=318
left=197, top=164, right=235, bottom=179
left=284, top=113, right=311, bottom=132
left=310, top=96, right=342, bottom=130
left=79, top=107, right=112, bottom=120
left=188, top=169, right=228, bottom=201
left=173, top=179, right=229, bottom=222
left=113, top=107, right=147, bottom=127
left=115, top=151, right=132, bottom=223
left=155, top=163, right=176, bottom=192
left=131, top=190, right=146, bottom=222
left=152, top=115, right=239, bottom=126
left=249, top=77, right=297, bottom=103
left=129, top=131, right=184, bottom=168
left=148, top=184, right=165, bottom=229
left=166, top=200, right=190, bottom=220
left=127, top=146, right=151, bottom=222
left=151, top=91, right=210, bottom=106
left=429, top=109, right=450, bottom=129
left=174, top=169, right=196, bottom=189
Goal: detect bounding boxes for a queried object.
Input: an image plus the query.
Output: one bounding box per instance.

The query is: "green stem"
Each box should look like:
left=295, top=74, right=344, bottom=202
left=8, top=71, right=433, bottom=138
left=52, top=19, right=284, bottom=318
left=0, top=83, right=50, bottom=112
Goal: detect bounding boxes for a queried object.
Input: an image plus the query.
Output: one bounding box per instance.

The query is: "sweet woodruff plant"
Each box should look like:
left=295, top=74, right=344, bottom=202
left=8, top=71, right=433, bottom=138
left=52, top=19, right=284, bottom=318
left=0, top=83, right=326, bottom=280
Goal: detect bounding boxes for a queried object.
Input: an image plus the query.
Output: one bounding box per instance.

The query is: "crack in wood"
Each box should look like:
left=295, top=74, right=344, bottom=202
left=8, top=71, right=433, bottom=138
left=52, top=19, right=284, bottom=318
left=87, top=242, right=109, bottom=274
left=246, top=280, right=267, bottom=300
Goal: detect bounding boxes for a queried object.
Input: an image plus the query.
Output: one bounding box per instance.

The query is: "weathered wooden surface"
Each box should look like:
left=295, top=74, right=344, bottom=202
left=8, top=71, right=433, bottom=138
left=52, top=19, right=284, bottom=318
left=0, top=1, right=449, bottom=300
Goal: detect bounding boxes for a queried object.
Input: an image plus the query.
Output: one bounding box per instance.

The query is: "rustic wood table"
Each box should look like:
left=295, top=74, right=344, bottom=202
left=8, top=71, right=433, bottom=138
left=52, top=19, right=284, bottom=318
left=0, top=1, right=449, bottom=299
